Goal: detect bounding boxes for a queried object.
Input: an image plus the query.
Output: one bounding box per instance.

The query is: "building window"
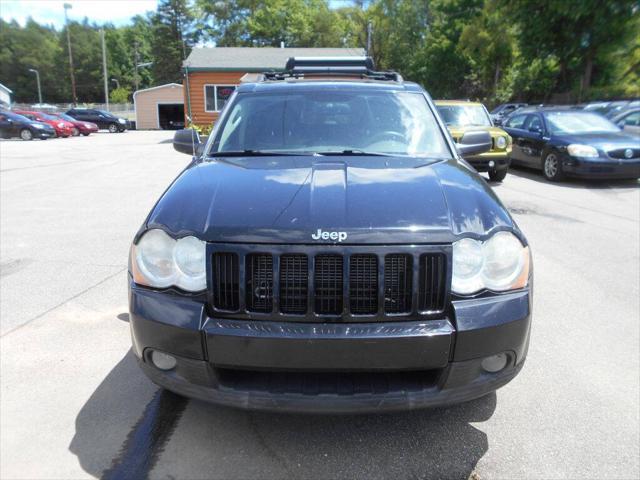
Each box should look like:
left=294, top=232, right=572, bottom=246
left=204, top=85, right=236, bottom=112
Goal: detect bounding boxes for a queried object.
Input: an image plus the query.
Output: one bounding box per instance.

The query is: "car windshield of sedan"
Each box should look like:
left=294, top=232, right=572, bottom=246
left=56, top=113, right=76, bottom=122
left=544, top=112, right=621, bottom=135
left=3, top=111, right=31, bottom=122
left=211, top=91, right=452, bottom=158
left=437, top=105, right=492, bottom=127
left=97, top=110, right=116, bottom=118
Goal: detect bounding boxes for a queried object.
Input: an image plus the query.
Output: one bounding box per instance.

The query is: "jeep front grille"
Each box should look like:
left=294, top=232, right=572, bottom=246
left=209, top=245, right=449, bottom=321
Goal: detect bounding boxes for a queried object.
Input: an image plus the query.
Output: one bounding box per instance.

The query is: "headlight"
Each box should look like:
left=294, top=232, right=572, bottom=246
left=118, top=118, right=126, bottom=124
left=131, top=229, right=206, bottom=291
left=567, top=144, right=599, bottom=157
left=58, top=122, right=65, bottom=128
left=85, top=123, right=93, bottom=128
left=452, top=232, right=530, bottom=295
left=32, top=123, right=44, bottom=129
left=495, top=136, right=507, bottom=149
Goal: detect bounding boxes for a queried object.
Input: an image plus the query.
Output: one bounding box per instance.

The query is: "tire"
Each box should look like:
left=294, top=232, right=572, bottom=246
left=20, top=129, right=33, bottom=141
left=489, top=168, right=508, bottom=182
left=82, top=133, right=90, bottom=136
left=40, top=137, right=48, bottom=140
left=108, top=123, right=118, bottom=133
left=72, top=127, right=80, bottom=136
left=542, top=152, right=564, bottom=181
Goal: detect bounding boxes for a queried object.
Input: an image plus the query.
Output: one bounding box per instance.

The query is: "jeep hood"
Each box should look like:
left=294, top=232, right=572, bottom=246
left=145, top=156, right=515, bottom=244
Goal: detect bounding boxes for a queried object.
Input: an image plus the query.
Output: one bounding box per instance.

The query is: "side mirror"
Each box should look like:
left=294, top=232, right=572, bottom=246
left=456, top=130, right=492, bottom=158
left=173, top=128, right=201, bottom=155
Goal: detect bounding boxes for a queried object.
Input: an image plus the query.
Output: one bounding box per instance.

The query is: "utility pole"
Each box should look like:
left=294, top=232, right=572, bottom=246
left=134, top=41, right=140, bottom=92
left=100, top=29, right=109, bottom=110
left=28, top=68, right=42, bottom=105
left=366, top=21, right=372, bottom=57
left=63, top=3, right=77, bottom=104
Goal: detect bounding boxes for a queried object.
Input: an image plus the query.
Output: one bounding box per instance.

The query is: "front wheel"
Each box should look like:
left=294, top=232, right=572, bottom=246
left=82, top=133, right=90, bottom=136
left=20, top=129, right=33, bottom=141
left=542, top=152, right=564, bottom=181
left=108, top=123, right=118, bottom=133
left=72, top=127, right=80, bottom=136
left=488, top=168, right=508, bottom=182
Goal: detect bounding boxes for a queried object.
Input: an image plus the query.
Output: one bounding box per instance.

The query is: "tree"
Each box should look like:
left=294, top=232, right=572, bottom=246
left=151, top=0, right=196, bottom=85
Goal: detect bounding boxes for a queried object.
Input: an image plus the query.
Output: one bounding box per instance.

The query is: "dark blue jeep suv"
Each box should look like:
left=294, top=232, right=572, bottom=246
left=128, top=58, right=533, bottom=413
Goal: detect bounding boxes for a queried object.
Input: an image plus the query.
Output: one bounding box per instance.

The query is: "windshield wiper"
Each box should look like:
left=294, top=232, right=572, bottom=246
left=209, top=150, right=303, bottom=157
left=315, top=149, right=392, bottom=157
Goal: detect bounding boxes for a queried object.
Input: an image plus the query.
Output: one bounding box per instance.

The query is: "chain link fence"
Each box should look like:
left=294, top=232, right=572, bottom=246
left=9, top=103, right=135, bottom=120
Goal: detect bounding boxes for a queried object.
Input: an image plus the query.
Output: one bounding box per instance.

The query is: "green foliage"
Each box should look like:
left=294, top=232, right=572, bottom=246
left=110, top=87, right=131, bottom=103
left=1, top=0, right=637, bottom=105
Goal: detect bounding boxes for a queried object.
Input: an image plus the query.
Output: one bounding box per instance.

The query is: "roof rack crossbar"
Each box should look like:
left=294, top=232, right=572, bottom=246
left=262, top=57, right=403, bottom=83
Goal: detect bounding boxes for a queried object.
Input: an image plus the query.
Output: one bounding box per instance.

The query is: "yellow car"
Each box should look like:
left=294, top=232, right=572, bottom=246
left=435, top=100, right=512, bottom=181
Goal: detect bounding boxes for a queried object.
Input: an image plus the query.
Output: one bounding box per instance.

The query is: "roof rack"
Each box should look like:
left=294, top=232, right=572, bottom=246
left=261, top=56, right=403, bottom=82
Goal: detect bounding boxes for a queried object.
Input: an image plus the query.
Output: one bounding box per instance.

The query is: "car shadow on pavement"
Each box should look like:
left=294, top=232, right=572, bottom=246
left=71, top=351, right=496, bottom=480
left=507, top=165, right=640, bottom=189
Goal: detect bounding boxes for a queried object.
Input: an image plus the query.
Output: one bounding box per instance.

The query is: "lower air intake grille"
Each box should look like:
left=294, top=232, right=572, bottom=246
left=349, top=254, right=378, bottom=314
left=384, top=254, right=413, bottom=313
left=314, top=255, right=343, bottom=315
left=213, top=252, right=239, bottom=311
left=246, top=254, right=273, bottom=313
left=419, top=253, right=446, bottom=312
left=280, top=254, right=308, bottom=314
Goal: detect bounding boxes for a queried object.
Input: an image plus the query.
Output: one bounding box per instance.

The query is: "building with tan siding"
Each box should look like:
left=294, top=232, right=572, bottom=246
left=133, top=83, right=184, bottom=130
left=182, top=47, right=366, bottom=128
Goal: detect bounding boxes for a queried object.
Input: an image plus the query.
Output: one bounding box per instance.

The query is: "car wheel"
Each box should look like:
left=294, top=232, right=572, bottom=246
left=72, top=127, right=80, bottom=136
left=542, top=152, right=564, bottom=181
left=488, top=168, right=508, bottom=182
left=20, top=129, right=33, bottom=141
left=108, top=123, right=118, bottom=133
left=82, top=133, right=90, bottom=136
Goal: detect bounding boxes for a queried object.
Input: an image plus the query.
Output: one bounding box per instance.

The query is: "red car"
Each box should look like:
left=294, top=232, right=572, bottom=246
left=50, top=113, right=99, bottom=136
left=14, top=110, right=75, bottom=138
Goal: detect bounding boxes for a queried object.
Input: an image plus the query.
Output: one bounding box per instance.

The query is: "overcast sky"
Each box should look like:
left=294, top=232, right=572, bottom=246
left=0, top=0, right=157, bottom=28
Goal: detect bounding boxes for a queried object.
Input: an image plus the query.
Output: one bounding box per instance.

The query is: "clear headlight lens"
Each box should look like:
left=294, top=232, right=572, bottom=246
left=452, top=232, right=530, bottom=295
left=131, top=229, right=206, bottom=291
left=118, top=118, right=126, bottom=124
left=495, top=136, right=507, bottom=149
left=567, top=144, right=599, bottom=157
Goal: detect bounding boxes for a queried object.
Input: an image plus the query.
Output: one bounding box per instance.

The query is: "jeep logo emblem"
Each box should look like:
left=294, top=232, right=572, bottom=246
left=311, top=229, right=347, bottom=242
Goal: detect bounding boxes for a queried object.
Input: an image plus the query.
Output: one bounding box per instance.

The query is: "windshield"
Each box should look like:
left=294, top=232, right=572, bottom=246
left=39, top=113, right=58, bottom=121
left=57, top=113, right=76, bottom=122
left=544, top=112, right=621, bottom=134
left=97, top=110, right=115, bottom=117
left=437, top=104, right=492, bottom=127
left=211, top=90, right=452, bottom=158
left=3, top=111, right=31, bottom=122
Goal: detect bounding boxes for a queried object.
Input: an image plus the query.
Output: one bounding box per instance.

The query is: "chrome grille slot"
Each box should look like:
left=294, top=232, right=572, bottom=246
left=314, top=254, right=343, bottom=315
left=418, top=253, right=446, bottom=312
left=349, top=254, right=378, bottom=314
left=213, top=252, right=240, bottom=311
left=280, top=254, right=308, bottom=314
left=384, top=254, right=413, bottom=313
left=245, top=254, right=273, bottom=313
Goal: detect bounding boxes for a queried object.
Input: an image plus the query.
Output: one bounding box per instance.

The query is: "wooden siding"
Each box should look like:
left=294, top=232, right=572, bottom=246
left=184, top=71, right=245, bottom=127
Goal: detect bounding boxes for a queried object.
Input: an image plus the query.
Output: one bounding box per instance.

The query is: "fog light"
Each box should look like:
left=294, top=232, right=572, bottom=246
left=481, top=353, right=508, bottom=373
left=488, top=160, right=496, bottom=168
left=151, top=350, right=177, bottom=371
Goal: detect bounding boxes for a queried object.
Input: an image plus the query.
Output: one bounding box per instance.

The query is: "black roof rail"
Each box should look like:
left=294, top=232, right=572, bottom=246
left=261, top=56, right=403, bottom=82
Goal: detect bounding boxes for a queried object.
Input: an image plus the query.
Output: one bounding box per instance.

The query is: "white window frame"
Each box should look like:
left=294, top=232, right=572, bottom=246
left=204, top=84, right=236, bottom=113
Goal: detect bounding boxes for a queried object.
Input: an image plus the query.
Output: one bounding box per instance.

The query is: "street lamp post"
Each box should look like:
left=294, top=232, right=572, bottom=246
left=63, top=3, right=78, bottom=104
left=28, top=68, right=42, bottom=105
left=111, top=78, right=120, bottom=89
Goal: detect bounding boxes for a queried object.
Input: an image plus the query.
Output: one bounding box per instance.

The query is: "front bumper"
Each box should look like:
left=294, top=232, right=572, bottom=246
left=562, top=156, right=640, bottom=179
left=129, top=282, right=531, bottom=413
left=34, top=129, right=55, bottom=139
left=464, top=151, right=511, bottom=172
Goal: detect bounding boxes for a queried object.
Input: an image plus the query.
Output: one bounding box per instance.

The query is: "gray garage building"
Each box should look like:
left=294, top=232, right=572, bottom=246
left=133, top=83, right=184, bottom=130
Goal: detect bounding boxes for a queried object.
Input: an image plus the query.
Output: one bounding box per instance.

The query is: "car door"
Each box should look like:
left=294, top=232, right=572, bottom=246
left=89, top=110, right=110, bottom=129
left=0, top=114, right=13, bottom=136
left=502, top=114, right=528, bottom=164
left=620, top=111, right=640, bottom=136
left=518, top=114, right=547, bottom=167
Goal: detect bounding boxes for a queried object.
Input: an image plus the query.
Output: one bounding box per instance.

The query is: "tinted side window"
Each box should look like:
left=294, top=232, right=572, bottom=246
left=525, top=115, right=543, bottom=132
left=624, top=111, right=640, bottom=126
left=505, top=114, right=526, bottom=129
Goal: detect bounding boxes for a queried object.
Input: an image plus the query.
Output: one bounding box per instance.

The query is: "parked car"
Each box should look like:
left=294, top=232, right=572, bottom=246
left=13, top=110, right=74, bottom=137
left=50, top=113, right=98, bottom=136
left=435, top=100, right=512, bottom=181
left=490, top=103, right=528, bottom=125
left=502, top=108, right=640, bottom=181
left=611, top=108, right=640, bottom=136
left=65, top=108, right=129, bottom=133
left=128, top=57, right=533, bottom=413
left=0, top=110, right=56, bottom=140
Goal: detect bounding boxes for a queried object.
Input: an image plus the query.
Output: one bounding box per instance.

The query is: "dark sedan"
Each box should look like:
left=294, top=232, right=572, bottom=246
left=502, top=109, right=640, bottom=181
left=0, top=110, right=56, bottom=140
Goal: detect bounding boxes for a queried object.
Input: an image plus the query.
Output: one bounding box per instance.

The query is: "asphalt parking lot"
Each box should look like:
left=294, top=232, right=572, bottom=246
left=1, top=131, right=638, bottom=480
